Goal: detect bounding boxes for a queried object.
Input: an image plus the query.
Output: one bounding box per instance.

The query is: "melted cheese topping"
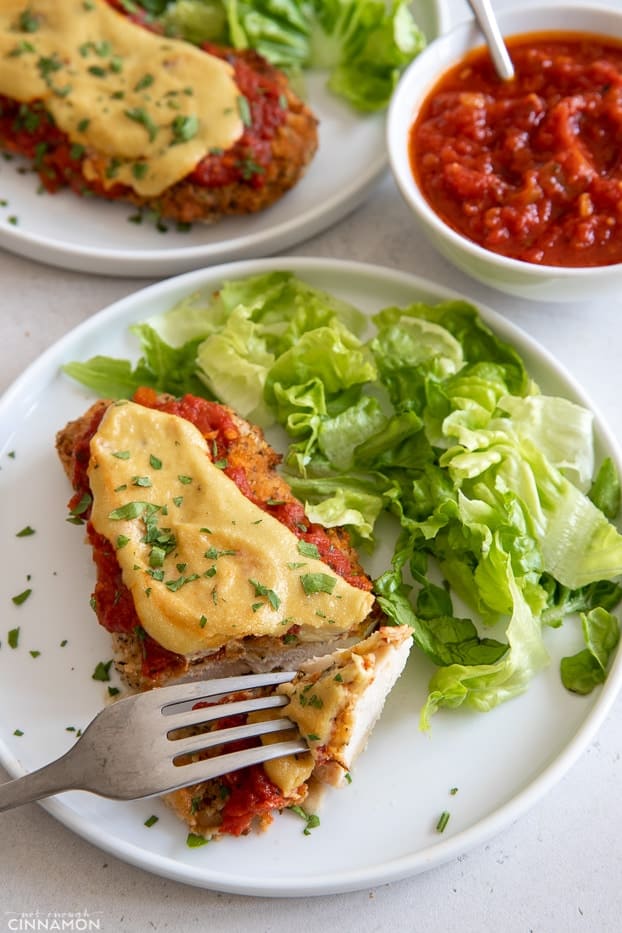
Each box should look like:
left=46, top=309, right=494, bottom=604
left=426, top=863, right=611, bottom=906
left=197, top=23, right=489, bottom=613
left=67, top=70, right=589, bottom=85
left=88, top=402, right=374, bottom=657
left=251, top=627, right=412, bottom=797
left=247, top=709, right=314, bottom=798
left=0, top=0, right=242, bottom=196
left=278, top=626, right=412, bottom=781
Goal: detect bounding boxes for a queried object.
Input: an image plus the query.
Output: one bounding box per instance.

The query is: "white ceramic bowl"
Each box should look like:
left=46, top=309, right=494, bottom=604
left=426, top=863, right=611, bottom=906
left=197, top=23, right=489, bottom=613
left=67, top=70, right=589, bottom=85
left=387, top=3, right=622, bottom=302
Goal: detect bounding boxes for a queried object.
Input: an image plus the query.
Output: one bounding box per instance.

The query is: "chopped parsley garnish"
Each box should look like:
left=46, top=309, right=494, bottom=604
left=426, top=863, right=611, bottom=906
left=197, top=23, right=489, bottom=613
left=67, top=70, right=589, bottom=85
left=165, top=573, right=200, bottom=592
left=106, top=157, right=121, bottom=179
left=108, top=500, right=152, bottom=520
left=92, top=659, right=113, bottom=682
left=144, top=814, right=159, bottom=827
left=16, top=525, right=35, bottom=537
left=29, top=650, right=40, bottom=658
left=37, top=53, right=63, bottom=82
left=297, top=541, right=320, bottom=559
left=12, top=589, right=32, bottom=606
left=436, top=811, right=450, bottom=833
left=171, top=114, right=198, bottom=144
left=178, top=474, right=192, bottom=485
left=16, top=8, right=40, bottom=33
left=186, top=832, right=209, bottom=847
left=149, top=546, right=166, bottom=568
left=134, top=73, right=154, bottom=92
left=236, top=158, right=265, bottom=181
left=149, top=454, right=163, bottom=470
left=7, top=39, right=35, bottom=57
left=13, top=729, right=24, bottom=737
left=132, top=475, right=152, bottom=487
left=69, top=492, right=93, bottom=517
left=124, top=107, right=158, bottom=142
left=112, top=450, right=131, bottom=459
left=288, top=805, right=320, bottom=835
left=132, top=162, right=149, bottom=180
left=237, top=95, right=252, bottom=127
left=249, top=579, right=281, bottom=610
left=204, top=546, right=237, bottom=560
left=8, top=627, right=20, bottom=648
left=300, top=573, right=337, bottom=596
left=108, top=686, right=120, bottom=697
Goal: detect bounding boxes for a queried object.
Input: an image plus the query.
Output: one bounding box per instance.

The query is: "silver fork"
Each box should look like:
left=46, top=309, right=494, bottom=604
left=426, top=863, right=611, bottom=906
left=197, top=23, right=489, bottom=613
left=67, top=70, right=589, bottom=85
left=0, top=671, right=307, bottom=812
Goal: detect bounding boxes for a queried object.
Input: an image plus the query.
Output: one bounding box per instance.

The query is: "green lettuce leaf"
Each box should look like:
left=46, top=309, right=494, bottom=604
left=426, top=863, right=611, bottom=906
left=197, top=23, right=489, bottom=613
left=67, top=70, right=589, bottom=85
left=420, top=567, right=550, bottom=727
left=560, top=608, right=620, bottom=695
left=145, top=0, right=425, bottom=111
left=62, top=327, right=208, bottom=399
left=589, top=456, right=621, bottom=519
left=310, top=0, right=426, bottom=111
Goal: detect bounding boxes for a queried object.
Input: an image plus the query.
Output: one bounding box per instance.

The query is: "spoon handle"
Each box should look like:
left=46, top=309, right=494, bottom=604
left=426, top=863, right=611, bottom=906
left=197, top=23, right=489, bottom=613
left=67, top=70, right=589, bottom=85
left=466, top=0, right=515, bottom=81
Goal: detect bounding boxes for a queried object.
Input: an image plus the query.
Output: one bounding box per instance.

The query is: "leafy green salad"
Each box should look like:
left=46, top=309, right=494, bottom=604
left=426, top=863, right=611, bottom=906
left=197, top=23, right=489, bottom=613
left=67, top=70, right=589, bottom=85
left=63, top=271, right=622, bottom=726
left=118, top=0, right=426, bottom=111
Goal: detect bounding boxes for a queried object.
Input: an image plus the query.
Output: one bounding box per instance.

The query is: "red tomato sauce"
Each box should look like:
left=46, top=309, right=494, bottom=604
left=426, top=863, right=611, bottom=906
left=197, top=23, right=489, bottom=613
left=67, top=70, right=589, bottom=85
left=219, top=763, right=289, bottom=836
left=410, top=33, right=622, bottom=267
left=189, top=702, right=291, bottom=835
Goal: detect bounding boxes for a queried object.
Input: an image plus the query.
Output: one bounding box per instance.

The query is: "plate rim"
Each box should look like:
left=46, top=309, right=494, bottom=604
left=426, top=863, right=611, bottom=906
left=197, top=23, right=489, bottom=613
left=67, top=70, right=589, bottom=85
left=1, top=255, right=621, bottom=896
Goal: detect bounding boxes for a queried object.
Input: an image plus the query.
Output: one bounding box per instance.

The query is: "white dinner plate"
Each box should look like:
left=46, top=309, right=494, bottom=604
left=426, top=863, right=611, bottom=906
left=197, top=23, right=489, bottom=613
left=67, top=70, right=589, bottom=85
left=1, top=257, right=621, bottom=897
left=0, top=0, right=447, bottom=278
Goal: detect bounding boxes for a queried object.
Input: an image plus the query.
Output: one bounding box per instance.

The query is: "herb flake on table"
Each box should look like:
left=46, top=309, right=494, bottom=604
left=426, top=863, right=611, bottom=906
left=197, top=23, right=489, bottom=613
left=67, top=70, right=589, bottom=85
left=11, top=589, right=31, bottom=606
left=16, top=525, right=35, bottom=537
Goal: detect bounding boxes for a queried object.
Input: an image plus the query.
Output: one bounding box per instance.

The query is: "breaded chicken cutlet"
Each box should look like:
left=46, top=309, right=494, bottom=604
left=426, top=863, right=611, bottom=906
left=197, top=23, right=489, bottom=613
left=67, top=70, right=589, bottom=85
left=55, top=388, right=412, bottom=840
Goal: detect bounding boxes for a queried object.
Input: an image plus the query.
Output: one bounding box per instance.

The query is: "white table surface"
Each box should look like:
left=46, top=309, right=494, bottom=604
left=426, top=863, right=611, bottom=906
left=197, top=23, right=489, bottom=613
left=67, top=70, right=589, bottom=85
left=2, top=2, right=622, bottom=930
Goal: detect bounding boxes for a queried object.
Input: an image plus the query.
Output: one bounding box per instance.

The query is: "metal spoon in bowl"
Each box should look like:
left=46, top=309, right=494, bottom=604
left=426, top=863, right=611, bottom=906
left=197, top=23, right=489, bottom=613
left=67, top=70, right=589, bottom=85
left=466, top=0, right=515, bottom=81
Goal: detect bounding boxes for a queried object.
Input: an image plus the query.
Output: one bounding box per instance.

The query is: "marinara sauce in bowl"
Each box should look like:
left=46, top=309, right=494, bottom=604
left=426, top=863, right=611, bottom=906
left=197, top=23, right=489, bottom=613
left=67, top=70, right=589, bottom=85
left=388, top=4, right=622, bottom=301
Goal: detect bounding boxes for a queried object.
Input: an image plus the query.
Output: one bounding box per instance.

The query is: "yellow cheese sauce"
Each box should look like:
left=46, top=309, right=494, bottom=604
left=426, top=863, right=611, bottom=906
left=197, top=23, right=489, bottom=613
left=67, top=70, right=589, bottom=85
left=87, top=402, right=374, bottom=658
left=279, top=627, right=413, bottom=762
left=264, top=627, right=412, bottom=794
left=0, top=0, right=243, bottom=196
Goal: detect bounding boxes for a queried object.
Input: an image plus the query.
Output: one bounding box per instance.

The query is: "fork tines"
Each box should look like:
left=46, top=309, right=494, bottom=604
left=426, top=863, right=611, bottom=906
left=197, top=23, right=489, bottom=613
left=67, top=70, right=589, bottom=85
left=151, top=670, right=307, bottom=774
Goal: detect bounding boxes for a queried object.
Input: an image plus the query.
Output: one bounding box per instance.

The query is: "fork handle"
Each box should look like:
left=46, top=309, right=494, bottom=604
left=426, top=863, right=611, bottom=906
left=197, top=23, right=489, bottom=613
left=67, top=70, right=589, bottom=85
left=0, top=753, right=80, bottom=812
